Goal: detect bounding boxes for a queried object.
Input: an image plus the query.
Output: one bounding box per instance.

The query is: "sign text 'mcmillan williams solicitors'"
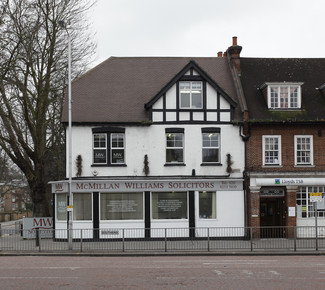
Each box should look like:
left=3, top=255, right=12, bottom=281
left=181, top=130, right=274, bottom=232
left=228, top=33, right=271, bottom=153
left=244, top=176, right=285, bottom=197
left=68, top=180, right=242, bottom=192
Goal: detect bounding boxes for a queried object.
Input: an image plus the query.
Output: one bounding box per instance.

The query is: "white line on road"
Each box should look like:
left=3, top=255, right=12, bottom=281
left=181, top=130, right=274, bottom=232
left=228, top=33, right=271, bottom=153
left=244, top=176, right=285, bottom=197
left=213, top=270, right=225, bottom=275
left=0, top=277, right=79, bottom=279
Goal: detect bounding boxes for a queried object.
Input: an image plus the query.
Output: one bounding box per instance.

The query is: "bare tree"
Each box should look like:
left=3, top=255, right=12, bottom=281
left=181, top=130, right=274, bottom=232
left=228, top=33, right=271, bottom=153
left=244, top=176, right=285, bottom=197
left=0, top=0, right=96, bottom=216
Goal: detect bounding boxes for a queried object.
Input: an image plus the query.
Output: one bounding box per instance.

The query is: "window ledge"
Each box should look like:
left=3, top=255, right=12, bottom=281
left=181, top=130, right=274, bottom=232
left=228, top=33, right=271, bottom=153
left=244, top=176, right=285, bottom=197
left=268, top=108, right=302, bottom=111
left=164, top=163, right=186, bottom=166
left=200, top=163, right=222, bottom=166
left=91, top=164, right=127, bottom=167
left=294, top=164, right=315, bottom=168
left=262, top=165, right=283, bottom=168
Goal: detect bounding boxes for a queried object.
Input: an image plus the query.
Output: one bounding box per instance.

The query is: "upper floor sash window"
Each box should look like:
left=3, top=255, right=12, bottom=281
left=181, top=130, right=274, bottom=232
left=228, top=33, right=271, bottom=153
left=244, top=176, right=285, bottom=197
left=263, top=135, right=281, bottom=166
left=179, top=81, right=203, bottom=109
left=92, top=127, right=126, bottom=166
left=93, top=133, right=107, bottom=164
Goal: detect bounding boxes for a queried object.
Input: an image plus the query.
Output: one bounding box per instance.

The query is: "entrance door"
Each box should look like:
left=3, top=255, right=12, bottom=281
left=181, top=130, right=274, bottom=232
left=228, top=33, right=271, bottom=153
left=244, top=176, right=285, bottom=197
left=260, top=198, right=284, bottom=238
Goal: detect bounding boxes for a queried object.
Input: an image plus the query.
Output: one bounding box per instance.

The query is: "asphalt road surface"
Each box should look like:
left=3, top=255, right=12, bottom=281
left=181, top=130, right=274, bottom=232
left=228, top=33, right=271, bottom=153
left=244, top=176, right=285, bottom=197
left=0, top=255, right=324, bottom=289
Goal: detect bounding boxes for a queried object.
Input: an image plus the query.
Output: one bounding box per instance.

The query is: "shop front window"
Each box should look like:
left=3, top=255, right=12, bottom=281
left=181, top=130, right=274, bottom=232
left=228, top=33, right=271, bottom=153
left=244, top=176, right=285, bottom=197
left=199, top=191, right=216, bottom=219
left=296, top=186, right=325, bottom=218
left=100, top=192, right=143, bottom=220
left=152, top=192, right=188, bottom=219
left=56, top=193, right=67, bottom=221
left=73, top=193, right=92, bottom=221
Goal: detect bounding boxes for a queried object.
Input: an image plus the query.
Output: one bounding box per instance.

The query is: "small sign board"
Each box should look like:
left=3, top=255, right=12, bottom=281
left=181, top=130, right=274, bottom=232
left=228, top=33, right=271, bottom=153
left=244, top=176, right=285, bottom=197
left=310, top=192, right=323, bottom=202
left=23, top=217, right=53, bottom=239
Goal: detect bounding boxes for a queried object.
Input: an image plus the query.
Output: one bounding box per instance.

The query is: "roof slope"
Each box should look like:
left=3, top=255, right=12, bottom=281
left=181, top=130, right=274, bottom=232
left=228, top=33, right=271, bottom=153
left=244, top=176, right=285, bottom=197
left=240, top=58, right=325, bottom=121
left=62, top=57, right=240, bottom=123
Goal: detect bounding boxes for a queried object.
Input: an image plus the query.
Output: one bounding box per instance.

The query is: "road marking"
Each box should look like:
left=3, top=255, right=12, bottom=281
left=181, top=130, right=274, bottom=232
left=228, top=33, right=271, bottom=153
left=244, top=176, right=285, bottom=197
left=213, top=270, right=225, bottom=275
left=269, top=271, right=280, bottom=275
left=203, top=262, right=270, bottom=265
left=242, top=270, right=253, bottom=275
left=0, top=277, right=79, bottom=279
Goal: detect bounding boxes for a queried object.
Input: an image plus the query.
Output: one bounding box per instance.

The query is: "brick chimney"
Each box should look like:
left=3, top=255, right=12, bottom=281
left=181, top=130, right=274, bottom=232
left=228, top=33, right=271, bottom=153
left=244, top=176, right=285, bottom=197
left=227, top=36, right=242, bottom=72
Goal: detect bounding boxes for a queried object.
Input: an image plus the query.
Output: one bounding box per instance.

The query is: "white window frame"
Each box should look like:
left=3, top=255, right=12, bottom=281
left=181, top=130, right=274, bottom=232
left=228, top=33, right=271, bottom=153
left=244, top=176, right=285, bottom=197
left=110, top=133, right=125, bottom=164
left=266, top=83, right=302, bottom=109
left=295, top=135, right=313, bottom=165
left=93, top=133, right=107, bottom=164
left=262, top=135, right=281, bottom=166
left=202, top=132, right=220, bottom=163
left=166, top=132, right=184, bottom=163
left=179, top=81, right=203, bottom=109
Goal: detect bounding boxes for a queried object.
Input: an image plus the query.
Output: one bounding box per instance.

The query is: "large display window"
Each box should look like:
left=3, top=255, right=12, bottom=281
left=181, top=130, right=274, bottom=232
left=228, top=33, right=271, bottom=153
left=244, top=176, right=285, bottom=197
left=199, top=191, right=216, bottom=219
left=56, top=193, right=67, bottom=221
left=73, top=193, right=92, bottom=220
left=100, top=192, right=143, bottom=220
left=152, top=192, right=188, bottom=219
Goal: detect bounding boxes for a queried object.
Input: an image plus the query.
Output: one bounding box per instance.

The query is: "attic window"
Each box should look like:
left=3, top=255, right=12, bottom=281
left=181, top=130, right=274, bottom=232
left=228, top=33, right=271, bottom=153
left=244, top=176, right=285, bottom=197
left=179, top=81, right=203, bottom=109
left=266, top=83, right=302, bottom=109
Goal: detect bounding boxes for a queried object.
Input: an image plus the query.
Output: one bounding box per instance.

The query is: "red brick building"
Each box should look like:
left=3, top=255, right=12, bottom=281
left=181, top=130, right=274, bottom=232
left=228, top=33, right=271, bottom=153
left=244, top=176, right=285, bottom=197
left=227, top=39, right=325, bottom=237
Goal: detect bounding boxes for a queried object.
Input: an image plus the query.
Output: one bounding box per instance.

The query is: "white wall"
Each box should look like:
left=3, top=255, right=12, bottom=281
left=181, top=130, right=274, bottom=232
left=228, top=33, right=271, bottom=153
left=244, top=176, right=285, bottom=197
left=67, top=124, right=244, bottom=179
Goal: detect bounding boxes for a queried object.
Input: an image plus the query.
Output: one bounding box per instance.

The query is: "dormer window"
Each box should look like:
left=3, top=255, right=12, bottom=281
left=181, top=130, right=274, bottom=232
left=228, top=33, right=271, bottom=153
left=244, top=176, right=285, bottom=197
left=266, top=83, right=302, bottom=109
left=179, top=81, right=203, bottom=109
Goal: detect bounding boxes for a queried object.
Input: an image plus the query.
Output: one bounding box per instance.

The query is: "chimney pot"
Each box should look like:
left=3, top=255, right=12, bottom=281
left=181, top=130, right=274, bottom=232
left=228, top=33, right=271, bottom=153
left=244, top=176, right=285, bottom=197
left=217, top=51, right=222, bottom=57
left=233, top=36, right=237, bottom=46
left=223, top=52, right=227, bottom=57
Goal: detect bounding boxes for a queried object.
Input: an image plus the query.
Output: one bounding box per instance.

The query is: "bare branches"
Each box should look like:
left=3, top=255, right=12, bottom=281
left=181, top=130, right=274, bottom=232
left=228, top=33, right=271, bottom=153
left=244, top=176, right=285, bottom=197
left=0, top=0, right=96, bottom=215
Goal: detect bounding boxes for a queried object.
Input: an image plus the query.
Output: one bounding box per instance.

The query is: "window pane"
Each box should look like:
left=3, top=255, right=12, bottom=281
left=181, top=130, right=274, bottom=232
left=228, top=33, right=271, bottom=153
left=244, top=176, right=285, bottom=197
left=296, top=136, right=312, bottom=164
left=180, top=92, right=190, bottom=108
left=202, top=133, right=219, bottom=163
left=166, top=149, right=183, bottom=162
left=264, top=137, right=280, bottom=164
left=192, top=92, right=202, bottom=108
left=94, top=134, right=106, bottom=148
left=199, top=191, right=216, bottom=219
left=94, top=149, right=107, bottom=164
left=112, top=149, right=125, bottom=164
left=73, top=193, right=92, bottom=221
left=152, top=192, right=187, bottom=219
left=280, top=87, right=288, bottom=108
left=100, top=193, right=143, bottom=220
left=56, top=194, right=67, bottom=221
left=166, top=133, right=184, bottom=163
left=203, top=148, right=219, bottom=162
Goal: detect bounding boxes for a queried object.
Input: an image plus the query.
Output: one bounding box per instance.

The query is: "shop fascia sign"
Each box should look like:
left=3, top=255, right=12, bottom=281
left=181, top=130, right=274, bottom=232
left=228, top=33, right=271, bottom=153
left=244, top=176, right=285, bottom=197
left=256, top=178, right=325, bottom=186
left=51, top=179, right=243, bottom=193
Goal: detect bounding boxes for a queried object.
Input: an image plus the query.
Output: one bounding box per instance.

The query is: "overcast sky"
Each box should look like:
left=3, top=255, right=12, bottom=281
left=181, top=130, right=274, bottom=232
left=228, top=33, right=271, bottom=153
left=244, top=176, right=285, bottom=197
left=88, top=0, right=325, bottom=67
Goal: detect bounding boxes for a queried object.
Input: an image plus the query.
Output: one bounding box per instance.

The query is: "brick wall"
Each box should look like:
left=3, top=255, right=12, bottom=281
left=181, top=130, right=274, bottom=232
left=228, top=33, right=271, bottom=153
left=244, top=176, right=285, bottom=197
left=246, top=123, right=325, bottom=172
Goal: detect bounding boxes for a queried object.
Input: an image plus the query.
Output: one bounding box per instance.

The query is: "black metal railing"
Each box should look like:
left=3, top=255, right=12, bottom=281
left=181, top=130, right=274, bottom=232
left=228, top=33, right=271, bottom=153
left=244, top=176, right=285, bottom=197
left=1, top=226, right=325, bottom=253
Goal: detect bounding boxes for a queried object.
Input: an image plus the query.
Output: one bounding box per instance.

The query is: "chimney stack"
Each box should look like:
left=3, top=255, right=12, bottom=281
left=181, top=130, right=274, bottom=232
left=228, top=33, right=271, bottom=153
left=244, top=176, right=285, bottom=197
left=232, top=36, right=237, bottom=46
left=227, top=36, right=242, bottom=72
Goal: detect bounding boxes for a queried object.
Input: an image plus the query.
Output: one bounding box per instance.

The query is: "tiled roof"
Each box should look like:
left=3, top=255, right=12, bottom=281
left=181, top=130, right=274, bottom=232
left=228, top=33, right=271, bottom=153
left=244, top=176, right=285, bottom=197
left=62, top=57, right=240, bottom=123
left=240, top=58, right=325, bottom=121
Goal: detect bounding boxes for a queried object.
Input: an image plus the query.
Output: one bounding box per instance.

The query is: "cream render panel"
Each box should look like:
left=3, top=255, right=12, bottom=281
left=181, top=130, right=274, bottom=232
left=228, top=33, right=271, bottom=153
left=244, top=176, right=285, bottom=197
left=165, top=85, right=176, bottom=109
left=69, top=124, right=244, bottom=179
left=206, top=83, right=218, bottom=109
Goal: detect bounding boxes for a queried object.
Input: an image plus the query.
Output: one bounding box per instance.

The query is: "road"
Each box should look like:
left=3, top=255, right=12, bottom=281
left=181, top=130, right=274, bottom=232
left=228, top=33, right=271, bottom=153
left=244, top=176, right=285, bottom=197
left=0, top=255, right=324, bottom=289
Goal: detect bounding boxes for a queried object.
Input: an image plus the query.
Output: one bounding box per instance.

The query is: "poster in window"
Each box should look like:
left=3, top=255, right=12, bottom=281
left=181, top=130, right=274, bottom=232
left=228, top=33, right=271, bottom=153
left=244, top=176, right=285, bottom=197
left=112, top=149, right=124, bottom=164
left=94, top=149, right=106, bottom=163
